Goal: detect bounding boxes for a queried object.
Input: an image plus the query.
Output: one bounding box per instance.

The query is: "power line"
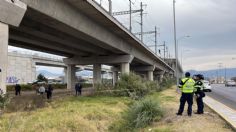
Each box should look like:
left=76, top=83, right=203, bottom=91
left=112, top=9, right=142, bottom=16
left=112, top=0, right=143, bottom=32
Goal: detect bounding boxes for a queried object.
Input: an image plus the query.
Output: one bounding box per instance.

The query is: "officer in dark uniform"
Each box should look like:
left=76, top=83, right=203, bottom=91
left=194, top=74, right=205, bottom=114
left=15, top=84, right=21, bottom=96
left=176, top=72, right=195, bottom=116
left=75, top=83, right=82, bottom=96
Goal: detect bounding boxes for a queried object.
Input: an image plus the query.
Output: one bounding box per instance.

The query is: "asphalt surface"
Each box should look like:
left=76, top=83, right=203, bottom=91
left=206, top=84, right=236, bottom=110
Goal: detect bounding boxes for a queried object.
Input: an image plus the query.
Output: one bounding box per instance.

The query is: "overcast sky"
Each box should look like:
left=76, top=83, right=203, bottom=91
left=10, top=0, right=236, bottom=72
left=101, top=0, right=236, bottom=71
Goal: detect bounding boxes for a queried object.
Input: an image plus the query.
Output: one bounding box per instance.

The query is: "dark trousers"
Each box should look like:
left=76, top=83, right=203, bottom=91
left=47, top=92, right=52, bottom=99
left=76, top=89, right=81, bottom=96
left=177, top=93, right=193, bottom=115
left=196, top=94, right=204, bottom=113
left=15, top=90, right=21, bottom=96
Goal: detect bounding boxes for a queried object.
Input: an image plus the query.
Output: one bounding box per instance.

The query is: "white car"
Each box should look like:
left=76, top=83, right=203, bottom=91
left=225, top=80, right=236, bottom=87
left=203, top=80, right=212, bottom=92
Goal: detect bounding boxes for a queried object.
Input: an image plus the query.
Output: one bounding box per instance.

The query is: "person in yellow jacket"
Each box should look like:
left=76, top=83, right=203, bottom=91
left=176, top=72, right=195, bottom=116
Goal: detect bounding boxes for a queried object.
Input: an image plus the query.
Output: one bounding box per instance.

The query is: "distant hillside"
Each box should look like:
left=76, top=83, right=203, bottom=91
left=37, top=70, right=63, bottom=78
left=187, top=68, right=236, bottom=79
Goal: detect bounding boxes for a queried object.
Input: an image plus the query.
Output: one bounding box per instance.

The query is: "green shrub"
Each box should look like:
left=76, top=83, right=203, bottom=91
left=145, top=81, right=160, bottom=92
left=125, top=98, right=163, bottom=128
left=159, top=77, right=175, bottom=90
left=0, top=94, right=10, bottom=109
left=109, top=98, right=163, bottom=131
left=7, top=84, right=34, bottom=91
left=114, top=73, right=149, bottom=99
left=6, top=83, right=94, bottom=92
left=80, top=83, right=93, bottom=88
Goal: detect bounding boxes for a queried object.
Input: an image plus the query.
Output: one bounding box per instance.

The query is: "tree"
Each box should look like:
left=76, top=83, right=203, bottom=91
left=37, top=74, right=48, bottom=82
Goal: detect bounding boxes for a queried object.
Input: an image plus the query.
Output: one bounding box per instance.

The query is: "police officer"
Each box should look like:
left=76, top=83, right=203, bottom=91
left=176, top=72, right=195, bottom=116
left=194, top=74, right=205, bottom=114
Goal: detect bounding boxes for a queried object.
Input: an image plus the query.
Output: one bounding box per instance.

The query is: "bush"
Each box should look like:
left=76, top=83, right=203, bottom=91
left=7, top=84, right=33, bottom=91
left=145, top=81, right=160, bottom=92
left=0, top=94, right=10, bottom=110
left=159, top=77, right=175, bottom=91
left=114, top=73, right=149, bottom=99
left=109, top=98, right=163, bottom=131
left=125, top=98, right=163, bottom=128
left=7, top=83, right=93, bottom=92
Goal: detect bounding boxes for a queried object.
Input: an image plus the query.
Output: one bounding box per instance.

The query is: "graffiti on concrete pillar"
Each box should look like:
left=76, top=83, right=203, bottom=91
left=6, top=76, right=20, bottom=84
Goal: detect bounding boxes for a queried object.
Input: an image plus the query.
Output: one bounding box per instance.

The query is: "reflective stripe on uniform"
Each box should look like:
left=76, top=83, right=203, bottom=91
left=181, top=78, right=195, bottom=93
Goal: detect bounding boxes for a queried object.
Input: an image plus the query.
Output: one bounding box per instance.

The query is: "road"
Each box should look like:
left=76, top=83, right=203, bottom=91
left=206, top=84, right=236, bottom=110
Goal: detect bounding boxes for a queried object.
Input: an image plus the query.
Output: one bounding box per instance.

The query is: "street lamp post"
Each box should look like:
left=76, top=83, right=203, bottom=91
left=176, top=35, right=190, bottom=81
left=173, top=0, right=190, bottom=86
left=217, top=63, right=222, bottom=83
left=173, top=0, right=178, bottom=87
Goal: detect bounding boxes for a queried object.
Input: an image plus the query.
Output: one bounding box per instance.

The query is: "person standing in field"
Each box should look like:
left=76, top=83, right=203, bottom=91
left=15, top=84, right=21, bottom=96
left=176, top=72, right=195, bottom=116
left=46, top=84, right=53, bottom=100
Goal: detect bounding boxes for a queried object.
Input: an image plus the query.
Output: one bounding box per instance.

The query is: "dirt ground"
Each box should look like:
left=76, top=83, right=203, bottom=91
left=148, top=87, right=233, bottom=132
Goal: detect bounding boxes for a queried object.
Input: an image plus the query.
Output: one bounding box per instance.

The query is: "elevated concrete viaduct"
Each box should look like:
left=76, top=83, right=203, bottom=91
left=0, top=0, right=174, bottom=93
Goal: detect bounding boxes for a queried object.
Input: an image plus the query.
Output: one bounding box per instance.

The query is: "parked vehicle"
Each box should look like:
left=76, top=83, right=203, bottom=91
left=203, top=80, right=212, bottom=92
left=225, top=80, right=236, bottom=87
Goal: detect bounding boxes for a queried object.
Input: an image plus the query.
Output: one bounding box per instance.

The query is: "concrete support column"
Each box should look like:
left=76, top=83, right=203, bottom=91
left=64, top=67, right=68, bottom=84
left=0, top=23, right=8, bottom=94
left=121, top=62, right=130, bottom=74
left=93, top=64, right=101, bottom=84
left=164, top=73, right=170, bottom=79
left=113, top=71, right=118, bottom=86
left=147, top=71, right=154, bottom=81
left=159, top=74, right=164, bottom=82
left=67, top=64, right=76, bottom=90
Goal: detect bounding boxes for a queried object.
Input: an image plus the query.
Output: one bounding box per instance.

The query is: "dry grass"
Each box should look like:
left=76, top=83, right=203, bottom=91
left=144, top=87, right=233, bottom=132
left=0, top=87, right=233, bottom=132
left=0, top=96, right=131, bottom=132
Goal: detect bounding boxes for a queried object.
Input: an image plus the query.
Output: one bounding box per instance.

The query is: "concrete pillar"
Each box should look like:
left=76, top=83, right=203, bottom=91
left=67, top=64, right=76, bottom=89
left=121, top=62, right=130, bottom=74
left=159, top=74, right=164, bottom=82
left=147, top=71, right=154, bottom=81
left=0, top=23, right=8, bottom=94
left=113, top=71, right=118, bottom=86
left=64, top=67, right=68, bottom=84
left=93, top=64, right=101, bottom=84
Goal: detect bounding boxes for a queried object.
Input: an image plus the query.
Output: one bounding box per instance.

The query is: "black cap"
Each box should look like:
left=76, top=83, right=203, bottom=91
left=198, top=74, right=204, bottom=80
left=185, top=72, right=190, bottom=77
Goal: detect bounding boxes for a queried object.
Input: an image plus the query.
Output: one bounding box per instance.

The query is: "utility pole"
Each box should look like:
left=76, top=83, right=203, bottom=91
left=163, top=41, right=166, bottom=60
left=129, top=0, right=132, bottom=31
left=112, top=1, right=143, bottom=33
left=108, top=0, right=112, bottom=15
left=157, top=41, right=166, bottom=60
left=134, top=26, right=160, bottom=55
left=154, top=26, right=157, bottom=55
left=99, top=0, right=102, bottom=6
left=218, top=63, right=222, bottom=83
left=140, top=2, right=143, bottom=42
left=225, top=66, right=227, bottom=82
left=165, top=46, right=169, bottom=59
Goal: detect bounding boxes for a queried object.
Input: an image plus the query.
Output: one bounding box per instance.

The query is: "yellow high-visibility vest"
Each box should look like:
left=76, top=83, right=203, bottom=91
left=181, top=78, right=195, bottom=93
